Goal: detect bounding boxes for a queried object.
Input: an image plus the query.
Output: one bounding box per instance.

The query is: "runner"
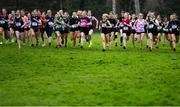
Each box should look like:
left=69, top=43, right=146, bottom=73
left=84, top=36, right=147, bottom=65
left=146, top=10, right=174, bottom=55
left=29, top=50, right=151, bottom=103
left=0, top=9, right=9, bottom=45
left=69, top=12, right=79, bottom=47
left=99, top=13, right=112, bottom=51
left=62, top=12, right=69, bottom=47
left=45, top=10, right=54, bottom=46
left=38, top=10, right=46, bottom=47
left=54, top=13, right=63, bottom=48
left=78, top=11, right=91, bottom=48
left=130, top=14, right=137, bottom=48
left=168, top=14, right=180, bottom=51
left=147, top=12, right=158, bottom=51
left=108, top=12, right=117, bottom=49
left=30, top=10, right=41, bottom=47
left=21, top=9, right=28, bottom=43
left=135, top=13, right=146, bottom=49
left=156, top=15, right=163, bottom=48
left=114, top=14, right=120, bottom=47
left=14, top=10, right=24, bottom=48
left=162, top=17, right=170, bottom=44
left=122, top=12, right=131, bottom=49
left=87, top=10, right=98, bottom=48
left=8, top=10, right=15, bottom=43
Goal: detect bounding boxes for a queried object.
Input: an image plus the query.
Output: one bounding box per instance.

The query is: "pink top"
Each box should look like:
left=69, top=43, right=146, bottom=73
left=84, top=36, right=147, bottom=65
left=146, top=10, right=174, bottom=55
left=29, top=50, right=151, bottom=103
left=135, top=19, right=145, bottom=33
left=23, top=15, right=28, bottom=28
left=79, top=17, right=90, bottom=28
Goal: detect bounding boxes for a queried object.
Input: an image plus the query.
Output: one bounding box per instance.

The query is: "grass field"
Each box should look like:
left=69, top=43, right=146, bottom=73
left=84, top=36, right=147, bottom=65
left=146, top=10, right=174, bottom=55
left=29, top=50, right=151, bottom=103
left=0, top=33, right=180, bottom=106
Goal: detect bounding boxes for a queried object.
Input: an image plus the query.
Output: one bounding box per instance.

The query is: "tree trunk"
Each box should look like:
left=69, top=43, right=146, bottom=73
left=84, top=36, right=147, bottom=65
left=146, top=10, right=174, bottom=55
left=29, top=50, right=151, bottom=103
left=135, top=0, right=140, bottom=14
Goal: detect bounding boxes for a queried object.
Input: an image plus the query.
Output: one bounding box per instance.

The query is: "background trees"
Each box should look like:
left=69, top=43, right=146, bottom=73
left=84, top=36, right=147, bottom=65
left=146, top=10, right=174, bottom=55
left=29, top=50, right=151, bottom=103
left=0, top=0, right=179, bottom=18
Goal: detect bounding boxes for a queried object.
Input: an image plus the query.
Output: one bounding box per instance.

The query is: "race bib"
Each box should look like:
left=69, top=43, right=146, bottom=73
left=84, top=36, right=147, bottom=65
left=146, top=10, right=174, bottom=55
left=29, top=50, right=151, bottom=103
left=72, top=25, right=77, bottom=28
left=0, top=20, right=5, bottom=24
left=172, top=25, right=177, bottom=29
left=15, top=22, right=21, bottom=27
left=102, top=23, right=106, bottom=28
left=48, top=22, right=53, bottom=26
left=120, top=24, right=124, bottom=28
left=32, top=22, right=38, bottom=26
left=163, top=28, right=168, bottom=32
left=148, top=24, right=154, bottom=29
left=80, top=22, right=86, bottom=26
left=158, top=26, right=162, bottom=30
left=123, top=26, right=129, bottom=31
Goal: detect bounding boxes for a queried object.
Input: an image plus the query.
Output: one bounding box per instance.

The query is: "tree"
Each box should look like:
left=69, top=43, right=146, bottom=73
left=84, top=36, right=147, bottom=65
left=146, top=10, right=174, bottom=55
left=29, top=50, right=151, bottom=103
left=135, top=0, right=140, bottom=14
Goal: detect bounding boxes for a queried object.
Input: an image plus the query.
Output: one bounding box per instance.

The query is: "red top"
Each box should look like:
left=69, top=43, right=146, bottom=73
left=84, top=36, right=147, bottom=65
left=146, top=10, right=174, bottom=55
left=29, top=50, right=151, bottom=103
left=39, top=15, right=45, bottom=29
left=122, top=18, right=131, bottom=25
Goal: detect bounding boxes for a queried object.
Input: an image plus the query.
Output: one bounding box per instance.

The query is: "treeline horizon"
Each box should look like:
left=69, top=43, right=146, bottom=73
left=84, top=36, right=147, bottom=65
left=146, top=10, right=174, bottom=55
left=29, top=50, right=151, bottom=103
left=0, top=0, right=179, bottom=19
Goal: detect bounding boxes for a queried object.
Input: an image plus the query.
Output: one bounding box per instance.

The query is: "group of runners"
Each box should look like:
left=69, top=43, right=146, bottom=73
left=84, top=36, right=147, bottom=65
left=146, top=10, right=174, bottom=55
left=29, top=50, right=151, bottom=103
left=100, top=11, right=179, bottom=51
left=0, top=8, right=179, bottom=52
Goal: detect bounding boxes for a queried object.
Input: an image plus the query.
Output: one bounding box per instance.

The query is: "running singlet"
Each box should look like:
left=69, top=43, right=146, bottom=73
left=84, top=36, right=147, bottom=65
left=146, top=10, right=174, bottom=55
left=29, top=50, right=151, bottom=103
left=157, top=21, right=163, bottom=32
left=169, top=20, right=180, bottom=32
left=108, top=18, right=117, bottom=28
left=23, top=15, right=28, bottom=29
left=163, top=23, right=169, bottom=33
left=131, top=20, right=136, bottom=30
left=8, top=15, right=15, bottom=28
left=135, top=19, right=145, bottom=33
left=69, top=17, right=79, bottom=28
left=88, top=16, right=96, bottom=29
left=0, top=15, right=8, bottom=28
left=119, top=17, right=124, bottom=29
left=39, top=15, right=45, bottom=29
left=45, top=16, right=54, bottom=29
left=100, top=20, right=110, bottom=34
left=63, top=17, right=69, bottom=28
left=148, top=20, right=157, bottom=31
left=0, top=15, right=6, bottom=26
left=122, top=18, right=131, bottom=32
left=55, top=17, right=65, bottom=30
left=79, top=17, right=90, bottom=28
left=14, top=17, right=23, bottom=28
left=31, top=16, right=39, bottom=28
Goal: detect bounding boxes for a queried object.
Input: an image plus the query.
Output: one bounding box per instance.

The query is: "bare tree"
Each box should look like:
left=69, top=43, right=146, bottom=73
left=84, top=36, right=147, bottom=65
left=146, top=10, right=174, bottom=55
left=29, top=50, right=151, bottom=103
left=112, top=0, right=116, bottom=14
left=135, top=0, right=140, bottom=14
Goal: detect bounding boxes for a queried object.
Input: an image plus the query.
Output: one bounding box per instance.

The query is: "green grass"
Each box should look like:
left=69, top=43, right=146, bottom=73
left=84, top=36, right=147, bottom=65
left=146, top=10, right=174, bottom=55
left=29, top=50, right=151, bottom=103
left=0, top=33, right=180, bottom=106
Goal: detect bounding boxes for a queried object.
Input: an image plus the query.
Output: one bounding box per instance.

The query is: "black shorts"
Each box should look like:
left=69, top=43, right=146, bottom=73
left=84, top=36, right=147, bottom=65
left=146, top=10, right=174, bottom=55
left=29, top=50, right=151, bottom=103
left=89, top=25, right=93, bottom=30
left=170, top=30, right=179, bottom=36
left=148, top=29, right=158, bottom=35
left=131, top=29, right=136, bottom=34
left=123, top=26, right=131, bottom=35
left=123, top=30, right=131, bottom=36
left=59, top=30, right=65, bottom=35
left=24, top=27, right=30, bottom=31
left=163, top=28, right=169, bottom=34
left=15, top=27, right=24, bottom=32
left=157, top=29, right=163, bottom=33
left=163, top=31, right=169, bottom=34
left=40, top=28, right=45, bottom=33
left=63, top=27, right=69, bottom=34
left=70, top=28, right=78, bottom=32
left=80, top=27, right=90, bottom=35
left=136, top=32, right=145, bottom=35
left=0, top=24, right=8, bottom=30
left=101, top=28, right=109, bottom=35
left=31, top=27, right=39, bottom=32
left=109, top=28, right=115, bottom=33
left=46, top=28, right=54, bottom=37
left=114, top=28, right=119, bottom=33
